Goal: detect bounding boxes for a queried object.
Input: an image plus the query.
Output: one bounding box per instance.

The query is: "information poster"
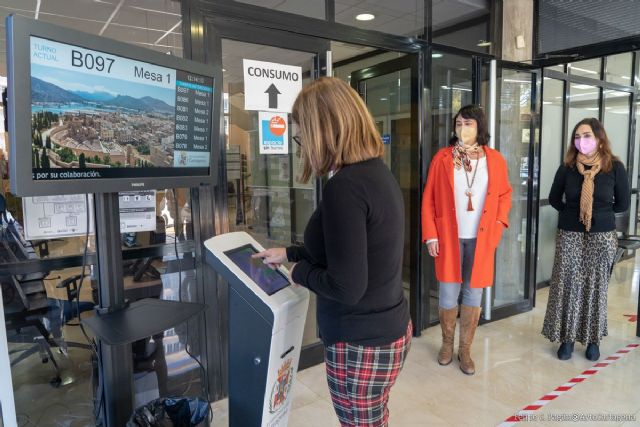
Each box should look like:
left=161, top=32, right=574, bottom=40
left=23, top=191, right=157, bottom=239
left=259, top=112, right=289, bottom=155
left=119, top=190, right=156, bottom=233
left=23, top=194, right=94, bottom=239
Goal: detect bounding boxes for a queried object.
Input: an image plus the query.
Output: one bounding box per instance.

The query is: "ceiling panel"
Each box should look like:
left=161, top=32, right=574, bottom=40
left=0, top=0, right=184, bottom=78
left=39, top=14, right=105, bottom=35
left=40, top=0, right=115, bottom=22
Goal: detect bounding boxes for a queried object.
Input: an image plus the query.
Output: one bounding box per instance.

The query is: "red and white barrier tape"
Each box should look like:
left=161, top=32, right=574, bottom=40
left=497, top=343, right=640, bottom=427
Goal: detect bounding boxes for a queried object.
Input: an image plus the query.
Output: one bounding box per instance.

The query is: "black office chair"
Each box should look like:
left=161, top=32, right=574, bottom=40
left=611, top=212, right=640, bottom=275
left=2, top=219, right=91, bottom=386
left=3, top=272, right=63, bottom=386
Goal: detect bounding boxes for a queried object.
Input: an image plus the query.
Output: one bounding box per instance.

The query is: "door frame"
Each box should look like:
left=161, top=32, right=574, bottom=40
left=349, top=55, right=423, bottom=335
left=189, top=13, right=332, bottom=388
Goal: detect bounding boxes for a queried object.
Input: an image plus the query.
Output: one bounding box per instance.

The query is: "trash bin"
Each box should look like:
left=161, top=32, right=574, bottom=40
left=127, top=397, right=209, bottom=427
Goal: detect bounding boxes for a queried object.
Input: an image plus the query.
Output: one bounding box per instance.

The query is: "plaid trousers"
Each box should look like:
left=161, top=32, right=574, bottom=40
left=324, top=320, right=412, bottom=427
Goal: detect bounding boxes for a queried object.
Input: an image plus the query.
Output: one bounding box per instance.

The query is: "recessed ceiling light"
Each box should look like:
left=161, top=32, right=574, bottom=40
left=432, top=53, right=443, bottom=58
left=356, top=13, right=375, bottom=21
left=477, top=40, right=492, bottom=47
left=380, top=97, right=388, bottom=101
left=222, top=68, right=227, bottom=72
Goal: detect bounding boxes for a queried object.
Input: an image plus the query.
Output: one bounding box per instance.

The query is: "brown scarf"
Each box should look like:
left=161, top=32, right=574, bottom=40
left=576, top=152, right=602, bottom=232
left=452, top=142, right=479, bottom=172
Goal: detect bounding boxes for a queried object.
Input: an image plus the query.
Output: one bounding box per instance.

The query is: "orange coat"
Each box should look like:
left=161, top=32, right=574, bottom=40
left=421, top=146, right=512, bottom=288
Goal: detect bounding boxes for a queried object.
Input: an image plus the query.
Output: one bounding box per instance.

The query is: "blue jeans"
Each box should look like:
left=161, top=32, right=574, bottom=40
left=439, top=238, right=483, bottom=309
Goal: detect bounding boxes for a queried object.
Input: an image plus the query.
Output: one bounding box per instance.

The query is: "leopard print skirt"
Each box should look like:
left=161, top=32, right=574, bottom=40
left=541, top=229, right=618, bottom=345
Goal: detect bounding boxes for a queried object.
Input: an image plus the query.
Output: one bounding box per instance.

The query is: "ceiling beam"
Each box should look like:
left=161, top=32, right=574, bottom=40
left=154, top=20, right=182, bottom=45
left=34, top=0, right=42, bottom=20
left=99, top=0, right=125, bottom=36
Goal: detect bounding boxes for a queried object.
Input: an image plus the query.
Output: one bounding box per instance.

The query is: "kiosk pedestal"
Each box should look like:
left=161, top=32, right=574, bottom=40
left=205, top=232, right=309, bottom=427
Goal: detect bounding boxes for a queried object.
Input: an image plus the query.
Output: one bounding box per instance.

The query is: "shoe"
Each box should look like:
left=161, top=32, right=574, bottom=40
left=557, top=342, right=574, bottom=360
left=437, top=306, right=458, bottom=366
left=458, top=305, right=481, bottom=375
left=586, top=343, right=600, bottom=361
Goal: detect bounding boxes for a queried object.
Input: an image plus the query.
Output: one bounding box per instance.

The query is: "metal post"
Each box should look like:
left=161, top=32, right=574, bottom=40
left=94, top=192, right=133, bottom=427
left=637, top=282, right=640, bottom=337
left=484, top=59, right=497, bottom=321
left=0, top=284, right=17, bottom=427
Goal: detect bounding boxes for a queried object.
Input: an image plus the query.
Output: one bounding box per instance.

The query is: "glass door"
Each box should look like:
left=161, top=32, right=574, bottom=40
left=482, top=61, right=541, bottom=319
left=426, top=50, right=475, bottom=325
left=349, top=56, right=422, bottom=333
left=203, top=18, right=330, bottom=369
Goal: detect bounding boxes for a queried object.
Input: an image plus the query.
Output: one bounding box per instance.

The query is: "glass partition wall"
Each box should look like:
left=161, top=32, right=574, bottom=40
left=537, top=52, right=639, bottom=286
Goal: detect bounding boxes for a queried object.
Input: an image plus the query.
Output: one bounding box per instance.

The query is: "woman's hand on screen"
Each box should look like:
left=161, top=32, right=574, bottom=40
left=252, top=247, right=287, bottom=269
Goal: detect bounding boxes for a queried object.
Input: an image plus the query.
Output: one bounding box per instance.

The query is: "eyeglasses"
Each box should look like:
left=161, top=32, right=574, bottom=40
left=292, top=135, right=302, bottom=147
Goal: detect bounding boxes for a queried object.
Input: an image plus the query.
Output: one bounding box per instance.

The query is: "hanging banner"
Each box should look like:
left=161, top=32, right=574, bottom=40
left=259, top=112, right=289, bottom=155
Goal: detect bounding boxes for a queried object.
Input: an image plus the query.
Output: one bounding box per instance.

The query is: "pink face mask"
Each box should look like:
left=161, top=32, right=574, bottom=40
left=575, top=136, right=597, bottom=155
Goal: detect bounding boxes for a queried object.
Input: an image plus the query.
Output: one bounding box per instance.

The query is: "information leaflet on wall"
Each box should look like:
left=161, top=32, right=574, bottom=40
left=23, top=194, right=95, bottom=239
left=243, top=59, right=302, bottom=113
left=30, top=36, right=213, bottom=181
left=119, top=190, right=156, bottom=233
left=259, top=112, right=289, bottom=155
left=23, top=191, right=157, bottom=239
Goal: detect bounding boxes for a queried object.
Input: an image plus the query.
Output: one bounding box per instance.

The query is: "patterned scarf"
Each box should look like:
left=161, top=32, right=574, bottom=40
left=452, top=142, right=480, bottom=172
left=576, top=152, right=602, bottom=232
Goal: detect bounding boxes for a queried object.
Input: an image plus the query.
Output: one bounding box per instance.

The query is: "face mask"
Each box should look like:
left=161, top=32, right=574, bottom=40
left=575, top=136, right=597, bottom=155
left=458, top=126, right=478, bottom=145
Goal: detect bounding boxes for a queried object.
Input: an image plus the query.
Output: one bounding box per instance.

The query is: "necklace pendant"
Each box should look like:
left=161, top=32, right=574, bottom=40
left=466, top=191, right=474, bottom=211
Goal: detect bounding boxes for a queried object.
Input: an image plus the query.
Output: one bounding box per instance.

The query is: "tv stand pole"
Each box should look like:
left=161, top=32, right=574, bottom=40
left=94, top=192, right=133, bottom=427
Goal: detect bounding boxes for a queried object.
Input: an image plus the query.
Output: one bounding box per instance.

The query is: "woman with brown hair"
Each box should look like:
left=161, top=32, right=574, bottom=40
left=253, top=77, right=411, bottom=427
left=422, top=104, right=512, bottom=375
left=542, top=118, right=630, bottom=361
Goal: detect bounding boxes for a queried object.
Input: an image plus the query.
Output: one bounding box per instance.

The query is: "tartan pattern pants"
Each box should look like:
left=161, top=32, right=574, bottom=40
left=324, top=321, right=412, bottom=427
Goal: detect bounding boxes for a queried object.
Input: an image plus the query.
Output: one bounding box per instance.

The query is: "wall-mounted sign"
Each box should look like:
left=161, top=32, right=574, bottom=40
left=259, top=112, right=289, bottom=155
left=243, top=59, right=302, bottom=113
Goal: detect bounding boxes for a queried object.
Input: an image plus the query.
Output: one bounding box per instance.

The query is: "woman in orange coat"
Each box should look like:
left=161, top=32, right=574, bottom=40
left=422, top=105, right=512, bottom=375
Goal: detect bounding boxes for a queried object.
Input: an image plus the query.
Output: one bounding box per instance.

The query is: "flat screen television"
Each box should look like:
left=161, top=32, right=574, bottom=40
left=6, top=15, right=220, bottom=196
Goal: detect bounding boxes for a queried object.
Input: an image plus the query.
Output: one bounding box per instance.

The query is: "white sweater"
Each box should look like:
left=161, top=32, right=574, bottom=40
left=454, top=157, right=488, bottom=238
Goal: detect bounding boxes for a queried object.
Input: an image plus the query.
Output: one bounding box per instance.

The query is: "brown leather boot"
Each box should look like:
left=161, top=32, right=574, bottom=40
left=437, top=306, right=458, bottom=365
left=458, top=305, right=481, bottom=375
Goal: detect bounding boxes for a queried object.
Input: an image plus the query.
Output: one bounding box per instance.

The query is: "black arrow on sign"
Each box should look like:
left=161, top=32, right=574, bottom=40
left=265, top=83, right=281, bottom=109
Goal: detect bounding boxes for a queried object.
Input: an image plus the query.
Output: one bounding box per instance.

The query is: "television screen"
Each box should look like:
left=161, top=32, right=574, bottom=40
left=224, top=244, right=290, bottom=296
left=7, top=15, right=219, bottom=196
left=30, top=36, right=212, bottom=180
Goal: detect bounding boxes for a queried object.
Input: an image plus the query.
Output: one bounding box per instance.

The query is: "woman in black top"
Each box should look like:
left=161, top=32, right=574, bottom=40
left=542, top=118, right=630, bottom=361
left=253, top=77, right=411, bottom=427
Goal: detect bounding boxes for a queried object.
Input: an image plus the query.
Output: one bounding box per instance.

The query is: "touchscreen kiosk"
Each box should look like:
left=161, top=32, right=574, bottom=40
left=204, top=232, right=309, bottom=427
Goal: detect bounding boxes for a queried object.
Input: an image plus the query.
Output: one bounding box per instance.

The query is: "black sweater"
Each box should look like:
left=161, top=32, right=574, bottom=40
left=287, top=158, right=410, bottom=346
left=549, top=160, right=630, bottom=232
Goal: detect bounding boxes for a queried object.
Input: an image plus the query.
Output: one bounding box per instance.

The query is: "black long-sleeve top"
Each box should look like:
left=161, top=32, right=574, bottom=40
left=549, top=160, right=630, bottom=232
left=287, top=158, right=410, bottom=346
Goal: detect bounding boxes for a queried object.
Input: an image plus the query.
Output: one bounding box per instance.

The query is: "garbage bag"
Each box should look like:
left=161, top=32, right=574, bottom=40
left=127, top=397, right=209, bottom=427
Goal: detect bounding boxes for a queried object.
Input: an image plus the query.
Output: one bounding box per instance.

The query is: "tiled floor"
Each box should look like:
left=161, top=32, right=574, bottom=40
left=213, top=256, right=640, bottom=426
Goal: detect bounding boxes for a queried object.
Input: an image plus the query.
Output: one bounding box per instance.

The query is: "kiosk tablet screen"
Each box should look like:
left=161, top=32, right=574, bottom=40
left=224, top=244, right=290, bottom=295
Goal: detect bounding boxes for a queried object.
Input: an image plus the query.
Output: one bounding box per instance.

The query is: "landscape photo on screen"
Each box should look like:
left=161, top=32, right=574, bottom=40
left=29, top=36, right=213, bottom=180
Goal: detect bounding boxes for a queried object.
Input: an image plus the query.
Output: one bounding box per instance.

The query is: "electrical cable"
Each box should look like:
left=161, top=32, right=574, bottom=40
left=75, top=194, right=97, bottom=354
left=172, top=189, right=212, bottom=423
